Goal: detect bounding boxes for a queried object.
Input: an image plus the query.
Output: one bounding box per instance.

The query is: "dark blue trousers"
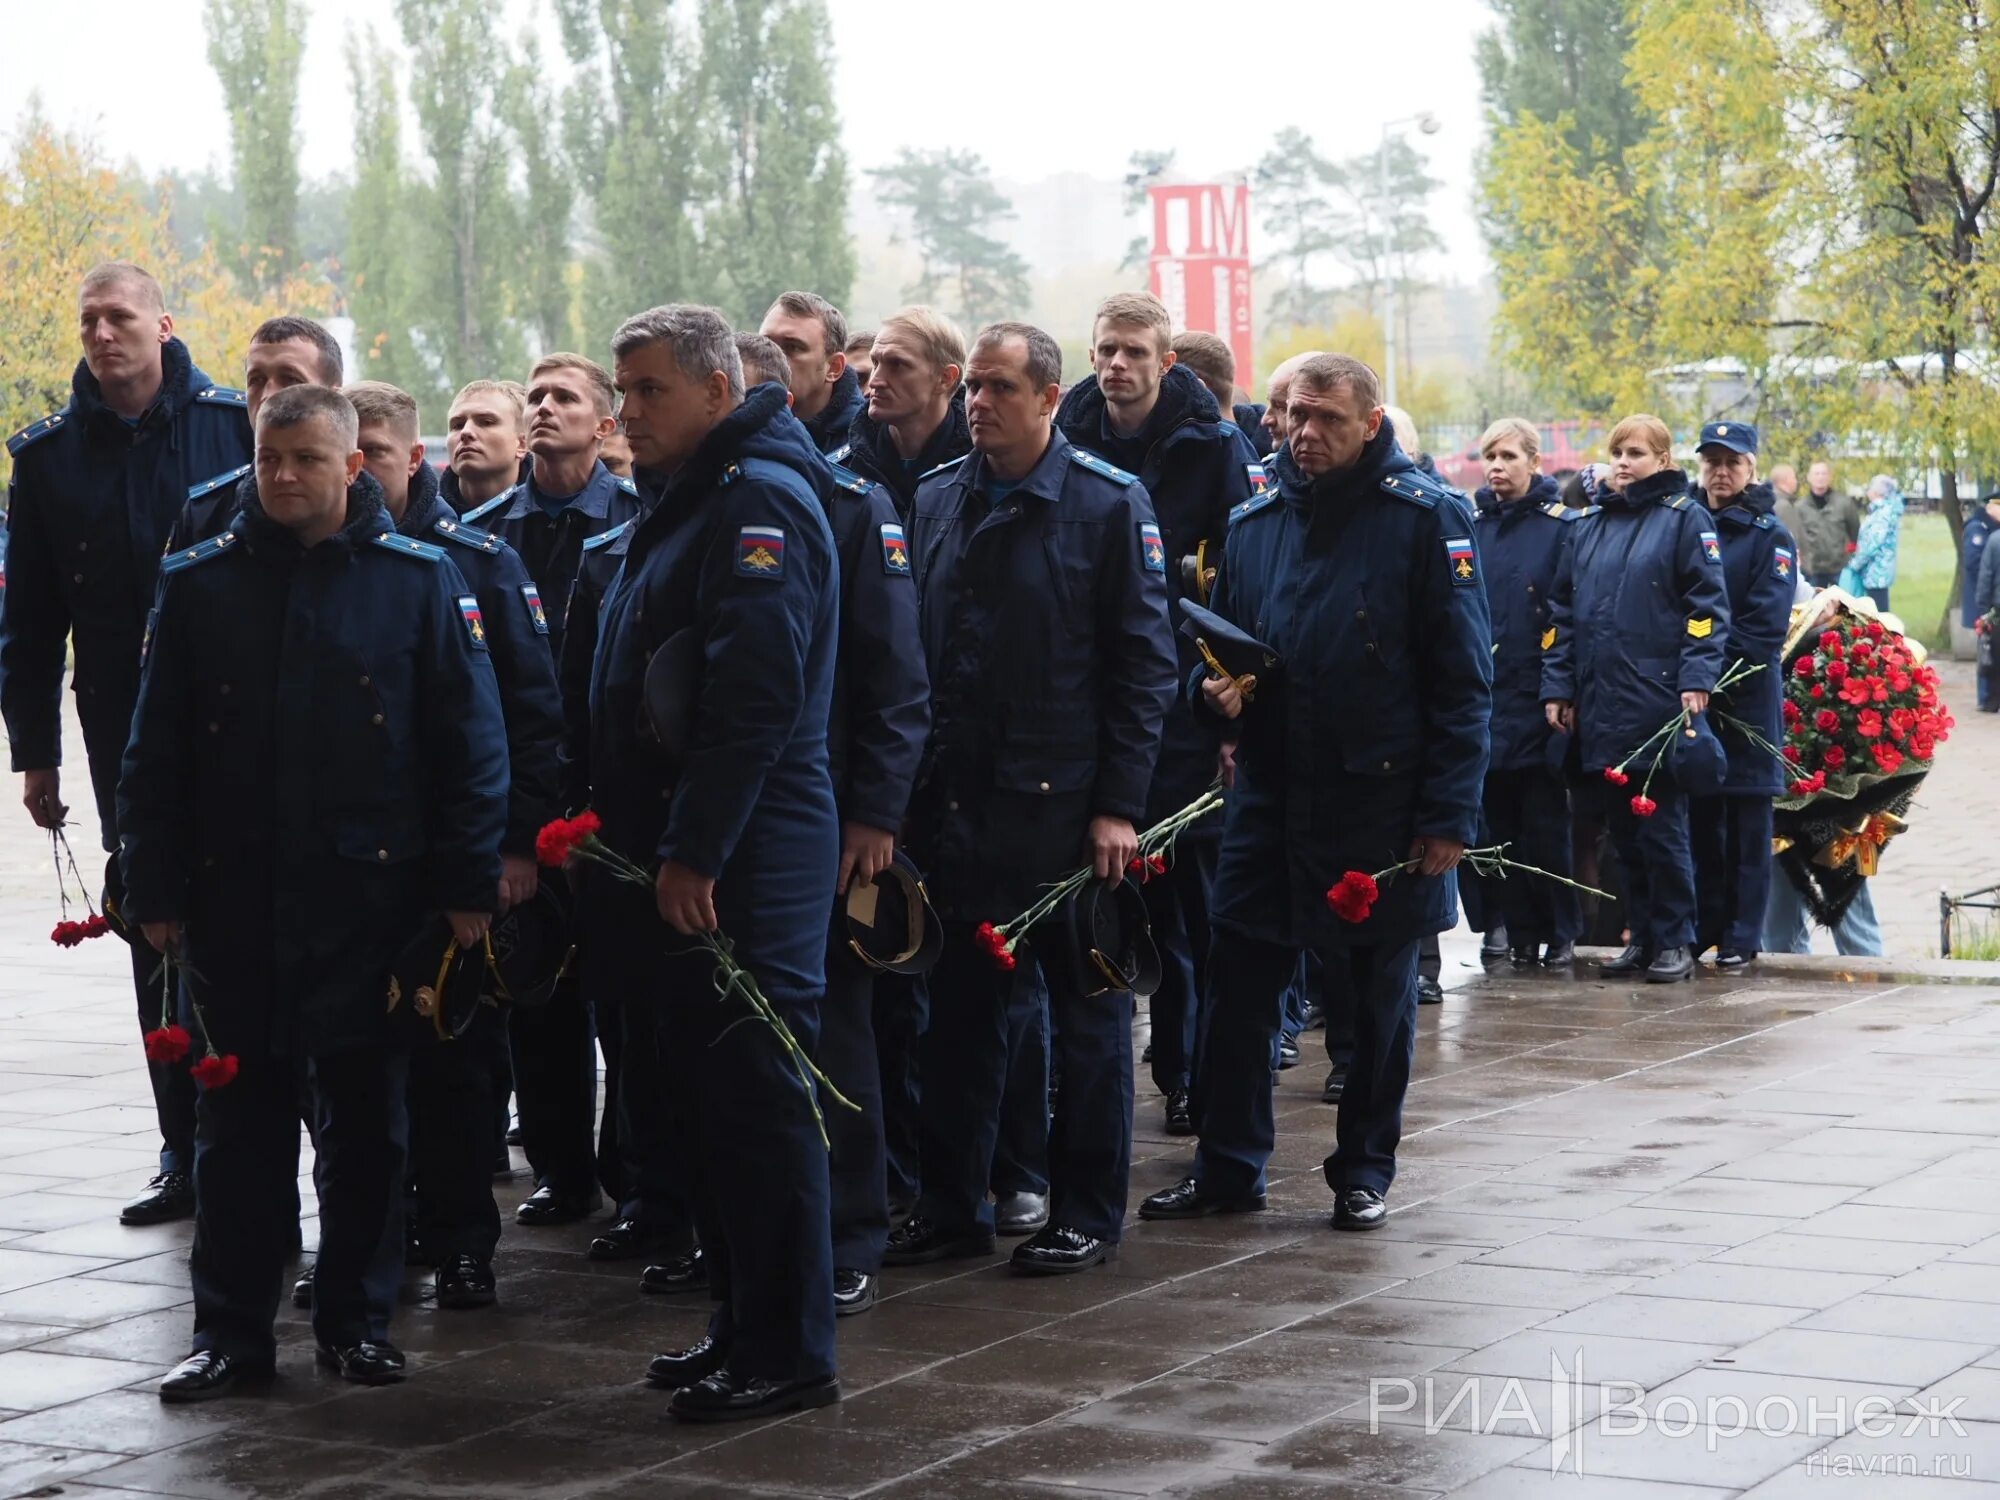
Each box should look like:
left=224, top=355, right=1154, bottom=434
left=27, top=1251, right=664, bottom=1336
left=819, top=918, right=888, bottom=1274
left=191, top=1046, right=409, bottom=1365
left=1483, top=767, right=1583, bottom=945
left=507, top=976, right=599, bottom=1198
left=872, top=973, right=925, bottom=1210
left=917, top=924, right=1133, bottom=1242
left=1607, top=778, right=1697, bottom=949
left=1691, top=793, right=1775, bottom=957
left=992, top=966, right=1049, bottom=1198
left=130, top=940, right=197, bottom=1174
left=662, top=948, right=835, bottom=1385
left=1142, top=830, right=1216, bottom=1095
left=1194, top=929, right=1420, bottom=1199
left=406, top=1011, right=505, bottom=1262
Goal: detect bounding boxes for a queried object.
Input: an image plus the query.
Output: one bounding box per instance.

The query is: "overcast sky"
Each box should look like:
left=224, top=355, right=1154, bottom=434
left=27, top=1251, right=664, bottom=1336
left=13, top=0, right=1497, bottom=284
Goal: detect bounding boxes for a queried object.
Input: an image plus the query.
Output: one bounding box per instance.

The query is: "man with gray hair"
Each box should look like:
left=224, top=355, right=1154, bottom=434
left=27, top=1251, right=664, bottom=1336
left=591, top=304, right=843, bottom=1421
left=888, top=320, right=1177, bottom=1279
left=120, top=383, right=507, bottom=1399
left=2, top=261, right=250, bottom=1232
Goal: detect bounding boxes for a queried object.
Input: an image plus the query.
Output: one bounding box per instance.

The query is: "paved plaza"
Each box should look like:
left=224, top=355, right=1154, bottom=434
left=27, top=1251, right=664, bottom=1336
left=0, top=669, right=1993, bottom=1497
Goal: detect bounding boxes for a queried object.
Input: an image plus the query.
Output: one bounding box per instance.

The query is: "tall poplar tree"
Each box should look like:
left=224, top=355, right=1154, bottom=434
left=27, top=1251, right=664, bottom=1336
left=203, top=0, right=306, bottom=288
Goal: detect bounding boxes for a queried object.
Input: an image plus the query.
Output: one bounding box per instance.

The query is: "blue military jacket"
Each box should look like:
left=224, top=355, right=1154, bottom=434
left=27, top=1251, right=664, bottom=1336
left=401, top=461, right=564, bottom=852
left=1202, top=427, right=1493, bottom=948
left=1056, top=365, right=1262, bottom=815
left=834, top=389, right=971, bottom=521
left=907, top=431, right=1177, bottom=920
left=1474, top=474, right=1576, bottom=773
left=1541, top=468, right=1733, bottom=772
left=587, top=386, right=840, bottom=1002
left=116, top=477, right=507, bottom=1057
left=1, top=340, right=250, bottom=843
left=1697, top=481, right=1795, bottom=795
left=558, top=502, right=644, bottom=817
left=461, top=458, right=641, bottom=667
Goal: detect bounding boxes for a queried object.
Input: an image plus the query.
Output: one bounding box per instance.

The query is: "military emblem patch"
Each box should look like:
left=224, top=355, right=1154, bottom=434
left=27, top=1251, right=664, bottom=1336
left=521, top=583, right=549, bottom=635
left=1541, top=626, right=1557, bottom=651
left=1245, top=463, right=1269, bottom=493
left=1700, top=530, right=1722, bottom=563
left=1774, top=546, right=1794, bottom=581
left=1445, top=537, right=1478, bottom=586
left=1687, top=616, right=1714, bottom=639
left=1139, top=522, right=1166, bottom=573
left=736, top=526, right=786, bottom=579
left=459, top=595, right=489, bottom=650
left=880, top=522, right=911, bottom=576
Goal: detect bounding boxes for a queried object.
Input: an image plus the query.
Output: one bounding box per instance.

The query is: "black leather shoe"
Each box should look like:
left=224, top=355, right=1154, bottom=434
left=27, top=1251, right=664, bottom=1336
left=588, top=1217, right=655, bottom=1262
left=833, top=1268, right=877, bottom=1317
left=1482, top=927, right=1511, bottom=960
left=1645, top=945, right=1695, bottom=983
left=1138, top=1176, right=1265, bottom=1221
left=1416, top=977, right=1444, bottom=1005
left=1140, top=1040, right=1153, bottom=1065
left=1011, top=1223, right=1110, bottom=1276
left=668, top=1369, right=840, bottom=1422
left=638, top=1246, right=708, bottom=1295
left=645, top=1333, right=728, bottom=1389
left=1510, top=943, right=1539, bottom=968
left=1601, top=943, right=1653, bottom=975
left=1301, top=1000, right=1326, bottom=1030
left=1163, top=1089, right=1193, bottom=1135
left=994, top=1191, right=1049, bottom=1237
left=1321, top=1064, right=1348, bottom=1105
left=291, top=1263, right=315, bottom=1309
left=514, top=1183, right=601, bottom=1226
left=434, top=1254, right=496, bottom=1310
left=159, top=1350, right=269, bottom=1403
left=1542, top=941, right=1576, bottom=967
left=1332, top=1187, right=1388, bottom=1230
left=120, top=1170, right=193, bottom=1226
left=315, top=1342, right=406, bottom=1385
left=1276, top=1036, right=1301, bottom=1068
left=1715, top=949, right=1754, bottom=970
left=882, top=1215, right=996, bottom=1266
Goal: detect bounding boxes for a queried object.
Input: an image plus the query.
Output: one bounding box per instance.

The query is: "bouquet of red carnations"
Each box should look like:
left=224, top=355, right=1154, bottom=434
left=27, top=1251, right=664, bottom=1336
left=1777, top=605, right=1951, bottom=807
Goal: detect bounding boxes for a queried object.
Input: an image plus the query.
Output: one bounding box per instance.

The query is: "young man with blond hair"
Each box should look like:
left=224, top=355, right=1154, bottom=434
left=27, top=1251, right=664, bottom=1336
left=838, top=306, right=971, bottom=517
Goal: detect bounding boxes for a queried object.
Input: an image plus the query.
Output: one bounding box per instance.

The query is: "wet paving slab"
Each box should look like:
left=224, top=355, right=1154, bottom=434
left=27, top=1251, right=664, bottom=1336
left=1, top=913, right=1999, bottom=1496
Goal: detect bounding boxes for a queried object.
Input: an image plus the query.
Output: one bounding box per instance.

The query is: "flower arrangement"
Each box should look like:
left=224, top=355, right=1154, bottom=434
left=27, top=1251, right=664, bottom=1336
left=1774, top=612, right=1950, bottom=806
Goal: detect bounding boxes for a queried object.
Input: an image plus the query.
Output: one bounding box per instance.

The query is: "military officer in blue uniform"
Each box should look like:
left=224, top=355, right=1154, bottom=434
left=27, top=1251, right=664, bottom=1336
left=593, top=306, right=841, bottom=1422
left=1471, top=418, right=1583, bottom=968
left=348, top=381, right=564, bottom=1308
left=461, top=355, right=642, bottom=1235
left=887, top=321, right=1177, bottom=1277
left=1688, top=422, right=1792, bottom=968
left=119, top=386, right=507, bottom=1400
left=1543, top=414, right=1731, bottom=984
left=733, top=335, right=931, bottom=1316
left=1, top=263, right=250, bottom=1230
left=1056, top=293, right=1259, bottom=1136
left=1138, top=354, right=1491, bottom=1233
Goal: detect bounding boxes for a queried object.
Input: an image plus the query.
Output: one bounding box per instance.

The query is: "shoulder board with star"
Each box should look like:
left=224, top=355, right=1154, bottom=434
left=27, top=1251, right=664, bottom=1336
left=1752, top=512, right=1774, bottom=529
left=1228, top=489, right=1279, bottom=527
left=828, top=462, right=874, bottom=497
left=919, top=454, right=968, bottom=481
left=615, top=474, right=639, bottom=497
left=460, top=488, right=514, bottom=526
left=1378, top=471, right=1442, bottom=509
left=188, top=463, right=253, bottom=502
left=6, top=412, right=66, bottom=458
left=583, top=517, right=635, bottom=552
left=372, top=532, right=447, bottom=563
left=160, top=530, right=240, bottom=575
left=1070, top=448, right=1138, bottom=486
left=431, top=515, right=504, bottom=554
left=192, top=386, right=248, bottom=409
left=828, top=441, right=854, bottom=464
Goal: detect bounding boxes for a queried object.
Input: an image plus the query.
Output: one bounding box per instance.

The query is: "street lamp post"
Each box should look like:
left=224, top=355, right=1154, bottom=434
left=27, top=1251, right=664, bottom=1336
left=1377, top=111, right=1441, bottom=410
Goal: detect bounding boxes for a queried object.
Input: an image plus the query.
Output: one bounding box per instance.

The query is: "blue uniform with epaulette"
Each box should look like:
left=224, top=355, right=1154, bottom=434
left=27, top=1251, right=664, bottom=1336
left=812, top=450, right=930, bottom=1284
left=801, top=369, right=866, bottom=456
left=1541, top=467, right=1732, bottom=959
left=895, top=430, right=1177, bottom=1258
left=0, top=338, right=249, bottom=1190
left=1690, top=473, right=1795, bottom=960
left=587, top=385, right=840, bottom=1386
left=393, top=460, right=564, bottom=1275
left=1173, top=427, right=1491, bottom=1212
left=835, top=388, right=971, bottom=521
left=463, top=457, right=639, bottom=1217
left=1474, top=474, right=1584, bottom=956
left=1055, top=364, right=1260, bottom=1112
left=115, top=475, right=506, bottom=1373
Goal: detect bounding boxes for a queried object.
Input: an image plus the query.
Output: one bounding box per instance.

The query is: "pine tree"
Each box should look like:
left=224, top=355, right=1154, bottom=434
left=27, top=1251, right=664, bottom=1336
left=202, top=0, right=306, bottom=289
left=868, top=148, right=1030, bottom=329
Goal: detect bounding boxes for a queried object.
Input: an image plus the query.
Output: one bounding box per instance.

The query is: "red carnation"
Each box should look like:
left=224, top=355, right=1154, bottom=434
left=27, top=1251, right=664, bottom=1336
left=1866, top=620, right=1885, bottom=638
left=1148, top=853, right=1166, bottom=874
left=1782, top=745, right=1802, bottom=763
left=1839, top=680, right=1870, bottom=707
left=143, top=1025, right=192, bottom=1064
left=1789, top=779, right=1815, bottom=796
left=1826, top=659, right=1848, bottom=682
left=1856, top=709, right=1883, bottom=739
left=1326, top=871, right=1379, bottom=924
left=1822, top=745, right=1846, bottom=770
left=1819, top=629, right=1842, bottom=650
left=50, top=921, right=84, bottom=948
left=79, top=914, right=110, bottom=939
left=1793, top=655, right=1816, bottom=679
left=973, top=921, right=1017, bottom=972
left=1629, top=795, right=1657, bottom=818
left=1814, top=709, right=1840, bottom=732
left=1871, top=742, right=1904, bottom=775
left=1782, top=699, right=1803, bottom=724
left=535, top=811, right=603, bottom=868
left=190, top=1053, right=240, bottom=1089
left=1809, top=684, right=1826, bottom=700
left=1888, top=671, right=1911, bottom=694
left=1602, top=767, right=1629, bottom=786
